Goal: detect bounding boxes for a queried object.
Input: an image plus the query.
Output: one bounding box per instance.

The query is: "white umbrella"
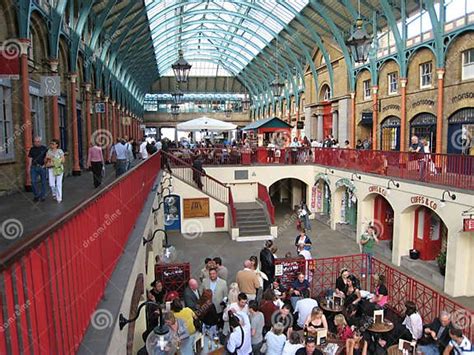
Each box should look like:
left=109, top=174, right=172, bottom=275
left=176, top=116, right=237, bottom=132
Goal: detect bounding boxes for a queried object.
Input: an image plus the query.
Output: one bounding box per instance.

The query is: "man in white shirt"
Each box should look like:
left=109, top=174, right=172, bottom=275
left=444, top=328, right=472, bottom=354
left=294, top=293, right=318, bottom=329
left=226, top=311, right=252, bottom=355
left=139, top=138, right=148, bottom=159
left=402, top=301, right=423, bottom=340
left=109, top=139, right=129, bottom=177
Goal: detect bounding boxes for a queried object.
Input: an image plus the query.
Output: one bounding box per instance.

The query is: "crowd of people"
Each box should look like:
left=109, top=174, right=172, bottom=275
left=139, top=211, right=471, bottom=355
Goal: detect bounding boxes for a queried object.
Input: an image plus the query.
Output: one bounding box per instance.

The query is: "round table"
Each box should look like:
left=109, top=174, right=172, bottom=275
left=368, top=320, right=395, bottom=333
left=316, top=340, right=346, bottom=354
left=319, top=301, right=344, bottom=314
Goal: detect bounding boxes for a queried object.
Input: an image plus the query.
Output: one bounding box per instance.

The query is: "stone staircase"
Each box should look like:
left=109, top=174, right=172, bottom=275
left=234, top=202, right=273, bottom=241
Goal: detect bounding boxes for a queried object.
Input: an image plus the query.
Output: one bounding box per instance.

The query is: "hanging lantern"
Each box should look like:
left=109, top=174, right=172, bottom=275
left=270, top=74, right=285, bottom=97
left=170, top=104, right=180, bottom=117
left=171, top=88, right=184, bottom=104
left=346, top=18, right=372, bottom=63
left=171, top=49, right=192, bottom=83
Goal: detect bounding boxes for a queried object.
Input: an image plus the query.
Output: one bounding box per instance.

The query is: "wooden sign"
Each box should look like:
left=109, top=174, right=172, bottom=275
left=274, top=258, right=307, bottom=288
left=183, top=198, right=209, bottom=218
left=463, top=218, right=474, bottom=232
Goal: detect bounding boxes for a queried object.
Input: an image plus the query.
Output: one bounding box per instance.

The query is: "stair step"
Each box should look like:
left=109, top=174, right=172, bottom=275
left=235, top=235, right=273, bottom=242
left=237, top=220, right=270, bottom=226
left=236, top=210, right=266, bottom=215
left=239, top=229, right=270, bottom=236
left=236, top=215, right=267, bottom=221
left=239, top=225, right=270, bottom=231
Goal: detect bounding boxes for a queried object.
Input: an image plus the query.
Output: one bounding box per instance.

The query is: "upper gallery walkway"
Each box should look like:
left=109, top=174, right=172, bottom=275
left=169, top=147, right=474, bottom=191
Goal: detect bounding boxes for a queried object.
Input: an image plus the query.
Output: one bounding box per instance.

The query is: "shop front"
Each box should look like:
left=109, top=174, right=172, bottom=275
left=447, top=107, right=474, bottom=155
left=380, top=116, right=400, bottom=151
left=311, top=173, right=331, bottom=216
left=410, top=112, right=437, bottom=153
left=413, top=206, right=447, bottom=261
left=373, top=194, right=394, bottom=241
left=336, top=178, right=357, bottom=228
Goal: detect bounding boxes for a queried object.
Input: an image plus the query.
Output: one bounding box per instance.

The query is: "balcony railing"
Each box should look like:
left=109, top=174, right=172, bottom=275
left=257, top=183, right=275, bottom=225
left=0, top=153, right=161, bottom=355
left=169, top=147, right=474, bottom=190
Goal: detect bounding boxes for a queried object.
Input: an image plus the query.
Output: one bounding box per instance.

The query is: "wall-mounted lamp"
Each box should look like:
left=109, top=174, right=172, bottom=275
left=158, top=186, right=173, bottom=197
left=142, top=229, right=176, bottom=263
left=439, top=190, right=456, bottom=208
left=351, top=173, right=361, bottom=181
left=119, top=302, right=172, bottom=353
left=386, top=179, right=400, bottom=196
left=325, top=168, right=334, bottom=176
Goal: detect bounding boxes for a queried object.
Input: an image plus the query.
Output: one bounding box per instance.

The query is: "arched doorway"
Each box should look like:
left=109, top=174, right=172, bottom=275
left=334, top=179, right=357, bottom=237
left=447, top=108, right=474, bottom=154
left=269, top=178, right=308, bottom=214
left=410, top=113, right=437, bottom=153
left=413, top=206, right=447, bottom=261
left=373, top=195, right=394, bottom=242
left=311, top=175, right=332, bottom=225
left=380, top=116, right=400, bottom=151
left=320, top=85, right=332, bottom=138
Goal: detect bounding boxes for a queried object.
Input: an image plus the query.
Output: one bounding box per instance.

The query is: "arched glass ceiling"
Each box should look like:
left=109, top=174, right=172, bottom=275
left=144, top=0, right=309, bottom=77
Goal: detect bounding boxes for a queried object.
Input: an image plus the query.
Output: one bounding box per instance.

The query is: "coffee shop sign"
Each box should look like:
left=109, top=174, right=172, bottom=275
left=369, top=185, right=387, bottom=196
left=411, top=195, right=438, bottom=210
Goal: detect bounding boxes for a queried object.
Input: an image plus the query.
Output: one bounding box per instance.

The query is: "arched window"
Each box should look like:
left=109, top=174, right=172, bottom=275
left=321, top=84, right=331, bottom=102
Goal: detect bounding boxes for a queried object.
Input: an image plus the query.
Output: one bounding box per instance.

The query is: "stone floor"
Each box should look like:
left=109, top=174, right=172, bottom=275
left=169, top=205, right=474, bottom=310
left=0, top=162, right=136, bottom=251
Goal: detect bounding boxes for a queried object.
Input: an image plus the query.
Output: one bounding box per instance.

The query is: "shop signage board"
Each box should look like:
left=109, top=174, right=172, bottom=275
left=155, top=263, right=190, bottom=296
left=410, top=195, right=438, bottom=210
left=463, top=218, right=474, bottom=232
left=183, top=198, right=209, bottom=218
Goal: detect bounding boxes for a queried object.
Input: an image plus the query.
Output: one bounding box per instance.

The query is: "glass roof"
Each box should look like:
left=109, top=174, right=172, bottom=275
left=144, top=0, right=309, bottom=77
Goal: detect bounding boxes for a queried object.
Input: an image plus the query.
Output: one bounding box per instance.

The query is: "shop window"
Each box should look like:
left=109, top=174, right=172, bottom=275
left=30, top=89, right=46, bottom=140
left=462, top=49, right=474, bottom=80
left=388, top=72, right=398, bottom=94
left=420, top=62, right=432, bottom=88
left=58, top=97, right=68, bottom=152
left=0, top=81, right=14, bottom=161
left=322, top=85, right=331, bottom=101
left=363, top=80, right=371, bottom=100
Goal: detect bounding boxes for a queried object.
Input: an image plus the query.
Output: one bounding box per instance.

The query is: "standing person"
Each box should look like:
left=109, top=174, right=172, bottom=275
left=263, top=322, right=286, bottom=354
left=226, top=311, right=252, bottom=355
left=295, top=229, right=312, bottom=252
left=236, top=260, right=261, bottom=301
left=355, top=139, right=364, bottom=149
left=290, top=137, right=301, bottom=164
left=183, top=278, right=200, bottom=311
left=125, top=138, right=134, bottom=171
left=109, top=138, right=128, bottom=177
left=86, top=141, right=104, bottom=188
left=260, top=240, right=275, bottom=290
left=409, top=135, right=423, bottom=152
left=213, top=257, right=229, bottom=281
left=192, top=155, right=205, bottom=190
left=139, top=137, right=148, bottom=159
left=195, top=289, right=219, bottom=334
left=200, top=267, right=228, bottom=315
left=359, top=225, right=378, bottom=275
left=282, top=332, right=304, bottom=355
left=248, top=300, right=264, bottom=354
left=28, top=136, right=48, bottom=202
left=300, top=200, right=312, bottom=231
left=45, top=139, right=65, bottom=203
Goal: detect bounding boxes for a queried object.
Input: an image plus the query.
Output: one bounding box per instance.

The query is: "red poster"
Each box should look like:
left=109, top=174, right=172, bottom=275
left=463, top=218, right=474, bottom=232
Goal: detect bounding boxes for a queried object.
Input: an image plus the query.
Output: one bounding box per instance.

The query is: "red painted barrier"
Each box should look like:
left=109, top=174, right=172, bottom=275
left=0, top=153, right=161, bottom=355
left=169, top=147, right=474, bottom=190
left=257, top=183, right=275, bottom=225
left=309, top=254, right=473, bottom=341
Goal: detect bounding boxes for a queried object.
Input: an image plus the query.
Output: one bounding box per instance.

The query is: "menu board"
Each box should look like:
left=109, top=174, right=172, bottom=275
left=155, top=263, right=190, bottom=296
left=274, top=258, right=306, bottom=288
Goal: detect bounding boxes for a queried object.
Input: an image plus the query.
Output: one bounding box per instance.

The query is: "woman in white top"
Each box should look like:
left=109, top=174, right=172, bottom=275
left=282, top=332, right=304, bottom=355
left=264, top=322, right=286, bottom=354
left=45, top=139, right=65, bottom=203
left=402, top=301, right=423, bottom=340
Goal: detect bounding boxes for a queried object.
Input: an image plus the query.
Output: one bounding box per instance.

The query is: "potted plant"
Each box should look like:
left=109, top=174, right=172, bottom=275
left=436, top=251, right=446, bottom=276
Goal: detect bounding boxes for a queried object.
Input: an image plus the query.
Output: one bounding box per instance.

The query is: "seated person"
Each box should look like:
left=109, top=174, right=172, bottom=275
left=150, top=280, right=166, bottom=304
left=304, top=307, right=328, bottom=336
left=418, top=311, right=452, bottom=355
left=334, top=314, right=354, bottom=341
left=443, top=327, right=472, bottom=355
left=344, top=304, right=363, bottom=329
left=335, top=267, right=350, bottom=297
left=401, top=301, right=423, bottom=341
left=370, top=274, right=388, bottom=308
left=344, top=275, right=362, bottom=307
left=295, top=336, right=324, bottom=355
left=294, top=290, right=318, bottom=330
left=346, top=331, right=368, bottom=355
left=290, top=272, right=310, bottom=308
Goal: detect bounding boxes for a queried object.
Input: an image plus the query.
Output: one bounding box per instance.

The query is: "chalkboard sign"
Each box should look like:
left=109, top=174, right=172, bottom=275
left=155, top=263, right=190, bottom=296
left=274, top=258, right=307, bottom=288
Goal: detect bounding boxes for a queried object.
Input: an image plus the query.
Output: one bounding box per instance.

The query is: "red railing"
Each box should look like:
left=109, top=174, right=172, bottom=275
left=169, top=147, right=474, bottom=189
left=309, top=254, right=473, bottom=341
left=257, top=183, right=275, bottom=224
left=0, top=153, right=161, bottom=355
left=162, top=151, right=237, bottom=227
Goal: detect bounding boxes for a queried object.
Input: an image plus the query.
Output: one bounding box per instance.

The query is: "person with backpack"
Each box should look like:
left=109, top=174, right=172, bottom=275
left=226, top=311, right=252, bottom=355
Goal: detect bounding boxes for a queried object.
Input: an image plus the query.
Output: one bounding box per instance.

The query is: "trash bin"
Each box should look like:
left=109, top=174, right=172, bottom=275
left=215, top=212, right=225, bottom=228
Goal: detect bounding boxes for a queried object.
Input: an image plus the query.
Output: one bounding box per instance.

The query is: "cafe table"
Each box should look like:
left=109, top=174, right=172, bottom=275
left=319, top=300, right=344, bottom=314
left=368, top=320, right=395, bottom=333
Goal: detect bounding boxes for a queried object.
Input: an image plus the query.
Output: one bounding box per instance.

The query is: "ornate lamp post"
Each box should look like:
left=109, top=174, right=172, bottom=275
left=171, top=49, right=192, bottom=83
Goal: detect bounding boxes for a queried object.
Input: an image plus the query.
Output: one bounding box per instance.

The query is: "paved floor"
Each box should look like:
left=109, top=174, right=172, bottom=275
left=169, top=206, right=474, bottom=310
left=0, top=162, right=136, bottom=251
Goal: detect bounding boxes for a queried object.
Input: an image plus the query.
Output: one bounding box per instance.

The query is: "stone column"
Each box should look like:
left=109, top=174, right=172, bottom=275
left=371, top=86, right=379, bottom=150
left=317, top=113, right=323, bottom=142
left=48, top=59, right=60, bottom=140
left=400, top=78, right=407, bottom=151
left=332, top=107, right=339, bottom=140
left=350, top=92, right=356, bottom=148
left=104, top=96, right=110, bottom=158
left=84, top=83, right=92, bottom=143
left=95, top=90, right=102, bottom=131
left=436, top=69, right=445, bottom=153
left=69, top=73, right=81, bottom=175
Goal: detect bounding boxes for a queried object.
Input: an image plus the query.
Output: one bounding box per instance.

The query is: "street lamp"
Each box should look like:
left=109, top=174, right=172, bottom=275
left=118, top=302, right=173, bottom=354
left=171, top=87, right=184, bottom=105
left=171, top=49, right=192, bottom=83
left=142, top=229, right=176, bottom=263
left=270, top=74, right=285, bottom=97
left=170, top=104, right=180, bottom=117
left=242, top=95, right=251, bottom=111
left=439, top=190, right=456, bottom=208
left=346, top=17, right=372, bottom=63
